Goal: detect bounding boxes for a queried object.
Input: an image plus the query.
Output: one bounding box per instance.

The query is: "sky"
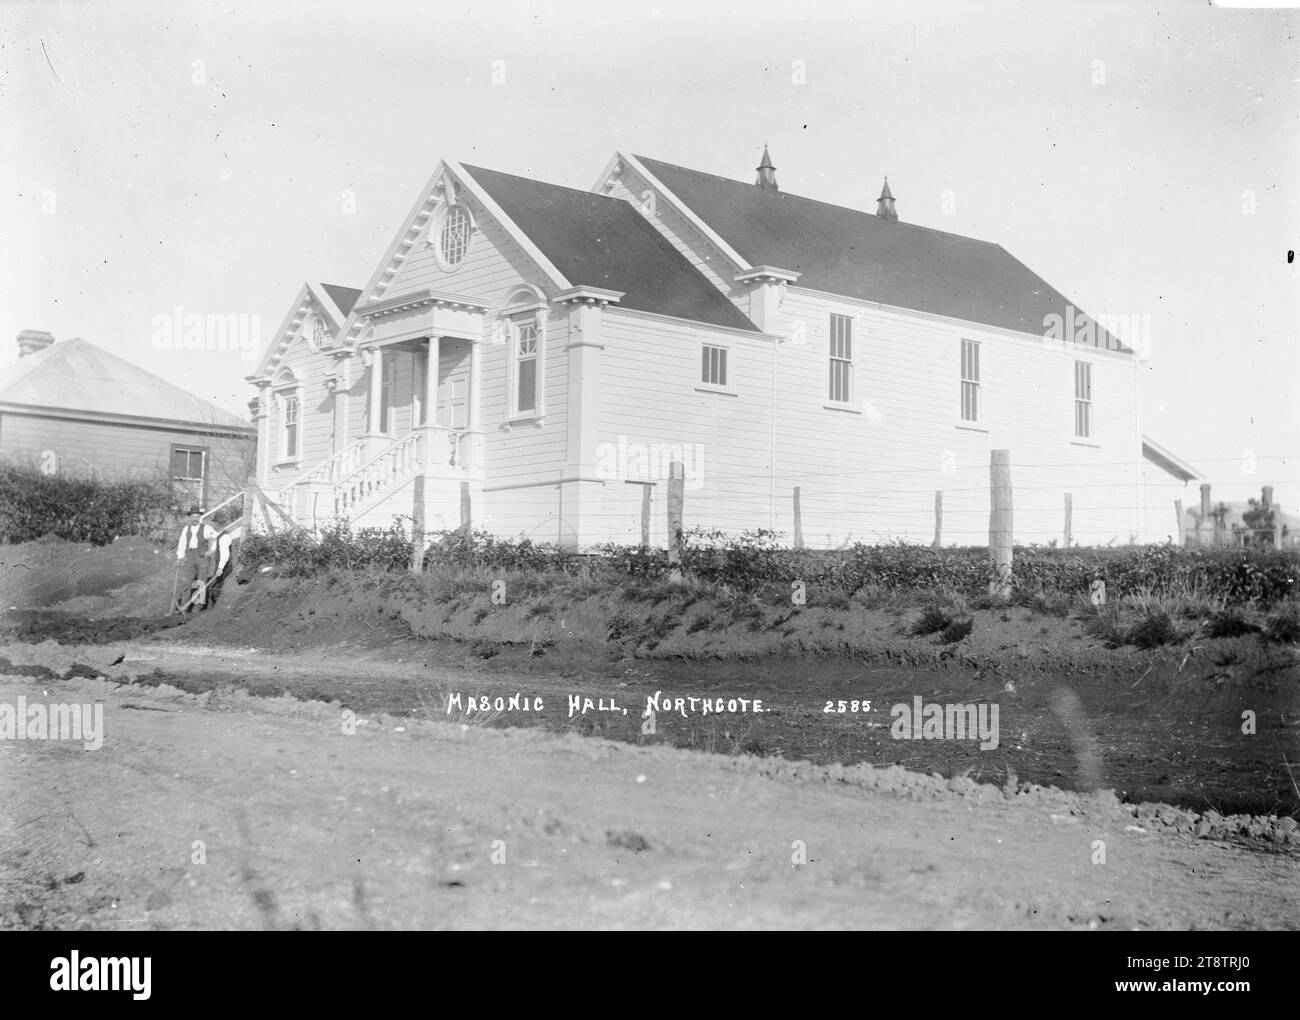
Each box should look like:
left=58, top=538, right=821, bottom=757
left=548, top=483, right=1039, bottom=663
left=1, top=0, right=1297, bottom=510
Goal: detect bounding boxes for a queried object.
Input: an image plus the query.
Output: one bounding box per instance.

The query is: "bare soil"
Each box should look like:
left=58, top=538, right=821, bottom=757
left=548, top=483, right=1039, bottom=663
left=2, top=536, right=1297, bottom=929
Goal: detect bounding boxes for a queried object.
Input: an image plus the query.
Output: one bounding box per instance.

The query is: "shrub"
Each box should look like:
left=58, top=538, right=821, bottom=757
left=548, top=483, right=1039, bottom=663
left=940, top=616, right=974, bottom=643
left=1128, top=607, right=1182, bottom=649
left=1204, top=607, right=1260, bottom=639
left=912, top=604, right=955, bottom=636
left=1263, top=604, right=1300, bottom=644
left=0, top=462, right=173, bottom=545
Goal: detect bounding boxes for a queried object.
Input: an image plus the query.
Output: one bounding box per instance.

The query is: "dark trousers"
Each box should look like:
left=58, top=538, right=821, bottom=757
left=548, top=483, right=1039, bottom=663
left=178, top=549, right=213, bottom=608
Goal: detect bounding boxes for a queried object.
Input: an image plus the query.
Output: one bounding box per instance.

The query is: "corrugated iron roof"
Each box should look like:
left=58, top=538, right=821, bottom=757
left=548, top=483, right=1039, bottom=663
left=0, top=338, right=252, bottom=431
left=636, top=155, right=1120, bottom=344
left=461, top=164, right=759, bottom=332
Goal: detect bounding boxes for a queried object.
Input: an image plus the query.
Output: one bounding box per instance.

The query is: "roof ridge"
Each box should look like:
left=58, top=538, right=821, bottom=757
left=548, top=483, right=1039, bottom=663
left=633, top=153, right=1007, bottom=249
left=461, top=162, right=633, bottom=207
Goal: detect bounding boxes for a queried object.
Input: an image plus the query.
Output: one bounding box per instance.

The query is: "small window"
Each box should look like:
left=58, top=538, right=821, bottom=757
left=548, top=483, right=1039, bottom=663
left=701, top=344, right=728, bottom=387
left=282, top=394, right=300, bottom=459
left=829, top=314, right=853, bottom=403
left=960, top=339, right=981, bottom=422
left=1074, top=361, right=1093, bottom=438
left=171, top=446, right=206, bottom=509
left=439, top=206, right=471, bottom=268
left=515, top=321, right=539, bottom=415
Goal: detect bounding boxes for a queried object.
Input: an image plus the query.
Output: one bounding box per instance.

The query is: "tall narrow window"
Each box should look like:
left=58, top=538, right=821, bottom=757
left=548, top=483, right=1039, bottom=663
left=380, top=356, right=395, bottom=433
left=515, top=320, right=538, bottom=415
left=282, top=395, right=300, bottom=459
left=1074, top=361, right=1093, bottom=438
left=829, top=314, right=853, bottom=403
left=960, top=339, right=981, bottom=422
left=701, top=344, right=727, bottom=387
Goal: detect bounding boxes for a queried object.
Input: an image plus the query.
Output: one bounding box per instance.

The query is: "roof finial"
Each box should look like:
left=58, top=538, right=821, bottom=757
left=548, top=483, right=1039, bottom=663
left=755, top=144, right=779, bottom=193
left=876, top=176, right=897, bottom=222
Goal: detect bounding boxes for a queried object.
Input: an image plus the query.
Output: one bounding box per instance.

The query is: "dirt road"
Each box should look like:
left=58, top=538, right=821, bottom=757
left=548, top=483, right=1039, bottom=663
left=3, top=664, right=1296, bottom=930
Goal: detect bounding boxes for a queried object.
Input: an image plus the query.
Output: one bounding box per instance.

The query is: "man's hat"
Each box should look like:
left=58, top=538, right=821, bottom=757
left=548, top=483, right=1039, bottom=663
left=188, top=506, right=202, bottom=515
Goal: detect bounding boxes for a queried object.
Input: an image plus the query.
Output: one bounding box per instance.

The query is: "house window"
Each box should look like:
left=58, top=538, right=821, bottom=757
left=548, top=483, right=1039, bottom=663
left=514, top=320, right=539, bottom=416
left=380, top=356, right=396, bottom=433
left=439, top=205, right=472, bottom=268
left=1074, top=361, right=1093, bottom=438
left=960, top=339, right=981, bottom=422
left=829, top=314, right=853, bottom=403
left=281, top=394, right=300, bottom=459
left=170, top=446, right=206, bottom=510
left=701, top=344, right=728, bottom=387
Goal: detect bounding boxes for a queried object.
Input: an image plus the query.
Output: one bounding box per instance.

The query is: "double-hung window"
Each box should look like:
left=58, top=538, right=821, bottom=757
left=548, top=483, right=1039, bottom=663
left=960, top=339, right=981, bottom=423
left=1074, top=361, right=1093, bottom=439
left=829, top=314, right=853, bottom=404
left=282, top=394, right=300, bottom=458
left=514, top=319, right=539, bottom=417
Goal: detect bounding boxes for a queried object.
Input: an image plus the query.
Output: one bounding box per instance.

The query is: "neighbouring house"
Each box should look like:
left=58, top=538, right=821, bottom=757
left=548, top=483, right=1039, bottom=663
left=0, top=331, right=256, bottom=509
left=1176, top=484, right=1298, bottom=549
left=249, top=147, right=1196, bottom=548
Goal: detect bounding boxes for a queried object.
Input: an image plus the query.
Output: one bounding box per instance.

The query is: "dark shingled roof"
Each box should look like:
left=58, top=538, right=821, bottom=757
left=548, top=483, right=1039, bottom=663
left=461, top=164, right=758, bottom=332
left=321, top=283, right=362, bottom=317
left=636, top=155, right=1120, bottom=345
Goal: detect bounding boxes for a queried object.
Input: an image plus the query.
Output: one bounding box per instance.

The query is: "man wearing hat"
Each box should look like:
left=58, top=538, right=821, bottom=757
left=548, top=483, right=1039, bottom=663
left=175, top=506, right=218, bottom=611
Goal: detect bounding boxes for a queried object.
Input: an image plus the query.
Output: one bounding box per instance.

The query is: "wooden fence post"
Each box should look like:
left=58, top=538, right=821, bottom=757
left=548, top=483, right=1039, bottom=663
left=410, top=475, right=426, bottom=574
left=1198, top=483, right=1212, bottom=548
left=667, top=461, right=684, bottom=581
left=1063, top=492, right=1073, bottom=549
left=793, top=486, right=804, bottom=550
left=989, top=450, right=1013, bottom=598
left=932, top=490, right=942, bottom=549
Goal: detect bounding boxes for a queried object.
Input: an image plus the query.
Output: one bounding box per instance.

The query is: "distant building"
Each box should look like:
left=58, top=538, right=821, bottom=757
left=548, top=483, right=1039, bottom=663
left=1177, top=484, right=1297, bottom=549
left=0, top=331, right=256, bottom=509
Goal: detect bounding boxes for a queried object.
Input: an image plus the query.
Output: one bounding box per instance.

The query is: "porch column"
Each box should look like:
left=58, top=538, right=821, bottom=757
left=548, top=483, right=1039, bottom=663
left=468, top=335, right=480, bottom=429
left=366, top=345, right=383, bottom=437
left=425, top=336, right=440, bottom=425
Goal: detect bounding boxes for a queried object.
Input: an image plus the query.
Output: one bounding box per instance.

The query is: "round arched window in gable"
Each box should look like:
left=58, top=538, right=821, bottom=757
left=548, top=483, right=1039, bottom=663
left=438, top=205, right=472, bottom=269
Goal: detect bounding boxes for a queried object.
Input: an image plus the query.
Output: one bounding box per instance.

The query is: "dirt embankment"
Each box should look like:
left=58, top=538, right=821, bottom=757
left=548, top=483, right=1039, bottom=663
left=3, top=670, right=1297, bottom=930
left=4, top=544, right=1299, bottom=824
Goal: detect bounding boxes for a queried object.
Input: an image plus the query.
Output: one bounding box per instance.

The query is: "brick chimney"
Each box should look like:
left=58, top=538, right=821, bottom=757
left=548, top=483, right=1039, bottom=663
left=17, top=329, right=55, bottom=358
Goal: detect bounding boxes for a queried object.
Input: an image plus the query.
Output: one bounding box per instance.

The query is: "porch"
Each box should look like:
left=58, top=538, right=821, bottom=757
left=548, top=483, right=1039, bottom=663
left=278, top=328, right=485, bottom=531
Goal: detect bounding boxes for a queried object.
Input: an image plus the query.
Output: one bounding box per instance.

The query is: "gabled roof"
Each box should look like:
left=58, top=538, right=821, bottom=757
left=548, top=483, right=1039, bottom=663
left=634, top=154, right=1121, bottom=346
left=0, top=338, right=251, bottom=431
left=460, top=164, right=759, bottom=333
left=321, top=284, right=362, bottom=317
left=249, top=281, right=359, bottom=380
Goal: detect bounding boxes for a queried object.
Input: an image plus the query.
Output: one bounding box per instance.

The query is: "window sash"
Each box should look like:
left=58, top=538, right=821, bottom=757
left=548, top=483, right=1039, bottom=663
left=960, top=341, right=981, bottom=421
left=829, top=314, right=853, bottom=402
left=1074, top=361, right=1093, bottom=437
left=514, top=319, right=539, bottom=415
left=701, top=344, right=727, bottom=387
left=282, top=395, right=300, bottom=458
left=171, top=448, right=205, bottom=480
